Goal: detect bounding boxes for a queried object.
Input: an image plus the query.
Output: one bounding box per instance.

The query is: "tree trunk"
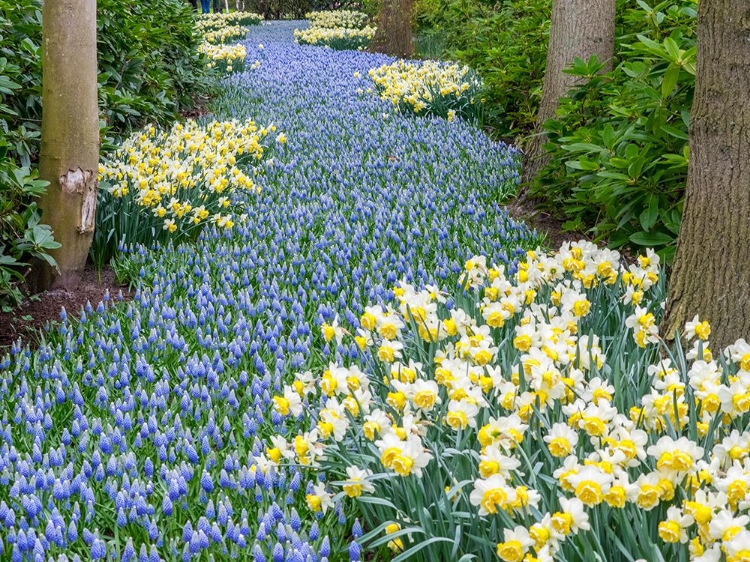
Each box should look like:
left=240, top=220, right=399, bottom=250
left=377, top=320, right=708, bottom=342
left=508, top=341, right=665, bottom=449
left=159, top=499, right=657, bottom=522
left=36, top=0, right=99, bottom=290
left=519, top=0, right=615, bottom=193
left=663, top=0, right=750, bottom=349
left=368, top=0, right=414, bottom=59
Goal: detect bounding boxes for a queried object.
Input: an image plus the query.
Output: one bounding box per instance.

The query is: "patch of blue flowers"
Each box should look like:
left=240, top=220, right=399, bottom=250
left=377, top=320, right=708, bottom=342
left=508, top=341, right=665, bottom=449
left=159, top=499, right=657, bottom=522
left=0, top=22, right=538, bottom=562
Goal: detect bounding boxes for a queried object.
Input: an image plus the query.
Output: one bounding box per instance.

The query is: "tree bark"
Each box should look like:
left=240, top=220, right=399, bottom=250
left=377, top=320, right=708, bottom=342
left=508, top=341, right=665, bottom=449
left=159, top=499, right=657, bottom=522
left=519, top=0, right=615, bottom=193
left=368, top=0, right=414, bottom=59
left=36, top=0, right=99, bottom=290
left=663, top=0, right=750, bottom=349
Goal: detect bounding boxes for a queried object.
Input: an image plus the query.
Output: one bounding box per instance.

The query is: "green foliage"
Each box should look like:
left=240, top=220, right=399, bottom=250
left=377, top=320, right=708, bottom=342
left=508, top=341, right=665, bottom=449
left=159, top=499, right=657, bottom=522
left=97, top=0, right=213, bottom=144
left=0, top=3, right=54, bottom=307
left=0, top=152, right=58, bottom=309
left=532, top=0, right=696, bottom=262
left=0, top=0, right=213, bottom=306
left=414, top=0, right=551, bottom=139
left=246, top=0, right=313, bottom=19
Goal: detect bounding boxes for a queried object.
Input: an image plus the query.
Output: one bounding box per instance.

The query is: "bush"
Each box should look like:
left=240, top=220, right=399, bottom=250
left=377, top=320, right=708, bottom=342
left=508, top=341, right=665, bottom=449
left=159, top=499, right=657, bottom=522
left=414, top=0, right=551, bottom=139
left=532, top=0, right=696, bottom=262
left=0, top=158, right=59, bottom=309
left=97, top=0, right=213, bottom=141
left=0, top=0, right=212, bottom=162
left=0, top=2, right=54, bottom=307
left=245, top=0, right=313, bottom=19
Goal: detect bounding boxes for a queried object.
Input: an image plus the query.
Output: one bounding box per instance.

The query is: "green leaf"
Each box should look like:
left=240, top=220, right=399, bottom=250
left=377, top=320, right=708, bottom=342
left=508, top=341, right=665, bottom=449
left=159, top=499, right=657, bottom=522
left=661, top=64, right=680, bottom=98
left=391, top=537, right=455, bottom=562
left=639, top=195, right=659, bottom=231
left=629, top=230, right=675, bottom=246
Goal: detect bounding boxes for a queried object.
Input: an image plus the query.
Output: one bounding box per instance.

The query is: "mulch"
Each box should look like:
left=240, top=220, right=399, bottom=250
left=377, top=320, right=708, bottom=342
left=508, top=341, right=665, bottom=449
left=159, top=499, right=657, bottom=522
left=506, top=194, right=592, bottom=250
left=0, top=265, right=133, bottom=350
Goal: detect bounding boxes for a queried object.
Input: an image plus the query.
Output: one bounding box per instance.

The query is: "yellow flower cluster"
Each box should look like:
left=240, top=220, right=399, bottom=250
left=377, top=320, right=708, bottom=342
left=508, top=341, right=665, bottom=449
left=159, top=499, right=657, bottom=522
left=195, top=11, right=262, bottom=32
left=198, top=42, right=247, bottom=74
left=98, top=119, right=277, bottom=233
left=368, top=59, right=482, bottom=116
left=201, top=24, right=249, bottom=45
left=293, top=25, right=376, bottom=49
left=304, top=9, right=369, bottom=29
left=267, top=240, right=750, bottom=561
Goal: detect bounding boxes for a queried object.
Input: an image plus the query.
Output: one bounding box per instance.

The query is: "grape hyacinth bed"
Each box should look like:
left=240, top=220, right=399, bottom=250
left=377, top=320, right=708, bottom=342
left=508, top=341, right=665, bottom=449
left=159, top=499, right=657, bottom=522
left=0, top=22, right=538, bottom=562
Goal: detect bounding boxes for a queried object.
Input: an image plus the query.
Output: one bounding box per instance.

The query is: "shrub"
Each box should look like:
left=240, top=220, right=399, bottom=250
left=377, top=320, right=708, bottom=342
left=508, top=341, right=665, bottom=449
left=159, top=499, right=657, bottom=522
left=414, top=0, right=551, bottom=139
left=0, top=0, right=212, bottom=161
left=0, top=159, right=59, bottom=309
left=91, top=119, right=284, bottom=267
left=532, top=0, right=696, bottom=261
left=0, top=2, right=54, bottom=307
left=245, top=0, right=313, bottom=19
left=294, top=25, right=376, bottom=50
left=368, top=60, right=484, bottom=124
left=97, top=0, right=213, bottom=140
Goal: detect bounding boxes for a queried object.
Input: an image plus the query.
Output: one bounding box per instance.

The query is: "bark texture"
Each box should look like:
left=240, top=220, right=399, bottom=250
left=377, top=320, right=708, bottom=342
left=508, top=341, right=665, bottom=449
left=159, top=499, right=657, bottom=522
left=520, top=0, right=615, bottom=190
left=368, top=0, right=414, bottom=59
left=663, top=0, right=750, bottom=348
left=37, top=0, right=99, bottom=290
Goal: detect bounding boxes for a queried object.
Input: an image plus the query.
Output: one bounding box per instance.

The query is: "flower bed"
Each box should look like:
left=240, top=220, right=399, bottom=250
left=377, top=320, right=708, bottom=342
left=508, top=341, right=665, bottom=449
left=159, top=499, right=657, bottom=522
left=305, top=10, right=370, bottom=29
left=295, top=9, right=375, bottom=51
left=294, top=25, right=376, bottom=51
left=196, top=11, right=263, bottom=32
left=198, top=42, right=248, bottom=74
left=93, top=119, right=282, bottom=265
left=0, top=22, right=535, bottom=562
left=369, top=60, right=484, bottom=123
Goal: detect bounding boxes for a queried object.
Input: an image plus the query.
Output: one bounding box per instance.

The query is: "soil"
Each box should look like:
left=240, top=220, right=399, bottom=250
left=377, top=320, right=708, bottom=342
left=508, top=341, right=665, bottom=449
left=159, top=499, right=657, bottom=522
left=180, top=93, right=214, bottom=120
left=0, top=265, right=133, bottom=350
left=505, top=193, right=592, bottom=250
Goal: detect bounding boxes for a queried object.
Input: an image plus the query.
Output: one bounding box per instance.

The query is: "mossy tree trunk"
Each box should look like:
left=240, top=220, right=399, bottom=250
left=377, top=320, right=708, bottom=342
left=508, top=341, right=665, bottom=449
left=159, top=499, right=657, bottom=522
left=368, top=0, right=414, bottom=59
left=520, top=0, right=615, bottom=193
left=663, top=0, right=750, bottom=348
left=36, top=0, right=99, bottom=290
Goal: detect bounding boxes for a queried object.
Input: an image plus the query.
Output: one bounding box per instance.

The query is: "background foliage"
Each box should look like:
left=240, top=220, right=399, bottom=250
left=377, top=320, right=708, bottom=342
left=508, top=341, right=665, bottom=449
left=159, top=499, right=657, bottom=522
left=414, top=0, right=551, bottom=140
left=0, top=0, right=212, bottom=307
left=244, top=0, right=379, bottom=20
left=413, top=0, right=696, bottom=260
left=532, top=0, right=696, bottom=261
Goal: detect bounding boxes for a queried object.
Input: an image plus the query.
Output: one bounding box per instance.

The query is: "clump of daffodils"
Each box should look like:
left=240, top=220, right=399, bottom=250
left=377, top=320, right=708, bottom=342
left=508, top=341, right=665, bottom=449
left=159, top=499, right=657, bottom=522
left=295, top=9, right=375, bottom=51
left=305, top=9, right=370, bottom=29
left=368, top=59, right=484, bottom=122
left=196, top=11, right=262, bottom=33
left=269, top=240, right=750, bottom=561
left=201, top=24, right=249, bottom=45
left=94, top=119, right=284, bottom=263
left=198, top=42, right=247, bottom=74
left=294, top=25, right=376, bottom=51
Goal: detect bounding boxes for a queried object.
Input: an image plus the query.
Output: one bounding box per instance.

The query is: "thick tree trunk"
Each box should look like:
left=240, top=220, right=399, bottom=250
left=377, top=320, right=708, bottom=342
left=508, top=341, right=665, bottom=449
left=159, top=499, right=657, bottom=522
left=519, top=0, right=615, bottom=193
left=36, top=0, right=99, bottom=290
left=368, top=0, right=414, bottom=59
left=663, top=0, right=750, bottom=349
